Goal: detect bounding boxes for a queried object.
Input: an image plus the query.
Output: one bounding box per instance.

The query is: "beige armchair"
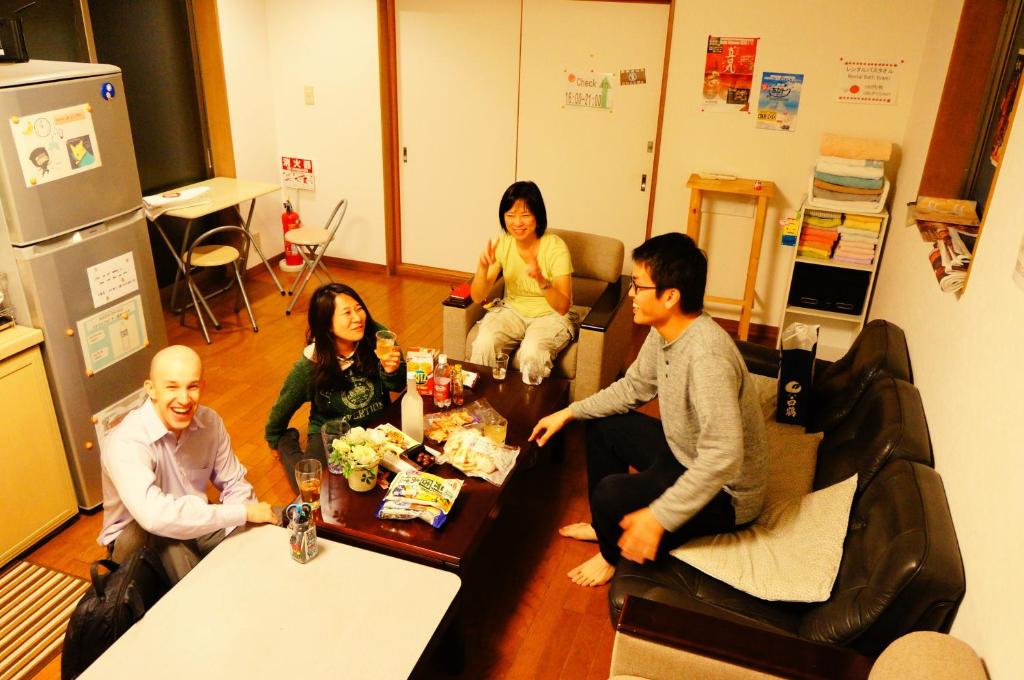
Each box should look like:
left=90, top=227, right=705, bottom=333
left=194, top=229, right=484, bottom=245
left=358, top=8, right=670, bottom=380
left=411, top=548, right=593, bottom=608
left=442, top=228, right=633, bottom=402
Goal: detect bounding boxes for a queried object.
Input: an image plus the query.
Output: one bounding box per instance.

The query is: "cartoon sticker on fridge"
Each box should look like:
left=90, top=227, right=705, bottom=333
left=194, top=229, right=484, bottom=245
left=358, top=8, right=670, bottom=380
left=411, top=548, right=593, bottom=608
left=9, top=104, right=103, bottom=187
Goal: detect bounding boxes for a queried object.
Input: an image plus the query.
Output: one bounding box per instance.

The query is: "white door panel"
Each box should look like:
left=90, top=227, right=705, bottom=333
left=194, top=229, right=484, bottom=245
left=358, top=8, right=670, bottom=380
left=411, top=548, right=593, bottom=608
left=397, top=0, right=521, bottom=272
left=516, top=0, right=668, bottom=259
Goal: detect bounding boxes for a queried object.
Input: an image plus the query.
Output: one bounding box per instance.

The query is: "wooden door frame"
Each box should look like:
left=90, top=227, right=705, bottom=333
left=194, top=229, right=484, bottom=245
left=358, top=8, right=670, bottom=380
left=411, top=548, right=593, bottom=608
left=377, top=0, right=674, bottom=279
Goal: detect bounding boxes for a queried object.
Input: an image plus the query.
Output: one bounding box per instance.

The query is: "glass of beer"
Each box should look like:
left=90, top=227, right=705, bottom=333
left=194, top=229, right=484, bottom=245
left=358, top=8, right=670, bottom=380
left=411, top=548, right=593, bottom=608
left=375, top=329, right=397, bottom=361
left=295, top=458, right=322, bottom=510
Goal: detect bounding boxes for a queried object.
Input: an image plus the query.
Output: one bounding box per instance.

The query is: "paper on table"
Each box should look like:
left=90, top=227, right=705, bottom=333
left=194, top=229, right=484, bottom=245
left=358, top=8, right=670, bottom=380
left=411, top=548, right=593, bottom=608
left=142, top=186, right=211, bottom=220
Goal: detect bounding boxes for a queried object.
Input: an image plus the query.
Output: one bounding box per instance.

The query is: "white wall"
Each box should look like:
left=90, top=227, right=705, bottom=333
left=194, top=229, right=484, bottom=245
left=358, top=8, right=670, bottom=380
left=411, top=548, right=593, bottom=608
left=217, top=0, right=387, bottom=266
left=872, top=2, right=1024, bottom=675
left=216, top=0, right=282, bottom=264
left=650, top=1, right=940, bottom=327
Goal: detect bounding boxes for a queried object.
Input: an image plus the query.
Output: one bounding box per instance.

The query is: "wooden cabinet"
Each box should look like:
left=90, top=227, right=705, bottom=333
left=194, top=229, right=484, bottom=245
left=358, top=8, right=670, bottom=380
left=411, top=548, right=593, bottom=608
left=778, top=206, right=889, bottom=360
left=0, top=327, right=78, bottom=568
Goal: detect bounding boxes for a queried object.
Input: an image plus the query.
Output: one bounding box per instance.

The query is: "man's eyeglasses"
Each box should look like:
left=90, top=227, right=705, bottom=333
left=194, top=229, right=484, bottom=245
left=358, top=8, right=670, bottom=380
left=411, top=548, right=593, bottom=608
left=629, top=280, right=658, bottom=293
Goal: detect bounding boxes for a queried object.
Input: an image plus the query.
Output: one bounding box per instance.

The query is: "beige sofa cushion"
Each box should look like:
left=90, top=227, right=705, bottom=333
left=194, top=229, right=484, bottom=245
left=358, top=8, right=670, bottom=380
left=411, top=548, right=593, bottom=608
left=671, top=474, right=857, bottom=602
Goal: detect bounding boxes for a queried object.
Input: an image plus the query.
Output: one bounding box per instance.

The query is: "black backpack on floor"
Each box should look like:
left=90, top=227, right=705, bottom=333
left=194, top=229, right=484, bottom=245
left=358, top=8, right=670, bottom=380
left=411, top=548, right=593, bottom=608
left=61, top=547, right=171, bottom=679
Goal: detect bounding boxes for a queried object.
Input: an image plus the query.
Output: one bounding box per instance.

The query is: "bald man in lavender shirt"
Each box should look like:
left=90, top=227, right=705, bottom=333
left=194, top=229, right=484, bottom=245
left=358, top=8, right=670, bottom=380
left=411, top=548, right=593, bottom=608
left=99, top=346, right=278, bottom=583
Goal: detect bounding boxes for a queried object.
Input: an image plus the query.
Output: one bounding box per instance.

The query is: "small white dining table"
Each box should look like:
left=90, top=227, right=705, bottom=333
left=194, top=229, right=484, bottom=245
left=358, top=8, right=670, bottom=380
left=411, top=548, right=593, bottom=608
left=80, top=524, right=461, bottom=679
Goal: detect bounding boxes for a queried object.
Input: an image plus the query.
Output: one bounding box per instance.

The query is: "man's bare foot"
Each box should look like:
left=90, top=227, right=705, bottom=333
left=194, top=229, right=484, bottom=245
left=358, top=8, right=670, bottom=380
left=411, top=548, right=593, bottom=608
left=568, top=552, right=615, bottom=587
left=558, top=522, right=597, bottom=542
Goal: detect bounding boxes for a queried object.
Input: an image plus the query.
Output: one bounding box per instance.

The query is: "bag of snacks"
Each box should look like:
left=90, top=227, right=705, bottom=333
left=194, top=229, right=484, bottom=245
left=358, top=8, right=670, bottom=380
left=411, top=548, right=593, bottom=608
left=439, top=428, right=519, bottom=486
left=423, top=406, right=479, bottom=442
left=376, top=470, right=463, bottom=528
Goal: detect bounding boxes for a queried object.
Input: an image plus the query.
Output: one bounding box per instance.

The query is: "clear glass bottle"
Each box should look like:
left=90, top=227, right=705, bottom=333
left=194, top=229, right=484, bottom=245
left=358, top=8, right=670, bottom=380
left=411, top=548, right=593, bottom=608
left=433, top=354, right=451, bottom=408
left=402, top=377, right=424, bottom=441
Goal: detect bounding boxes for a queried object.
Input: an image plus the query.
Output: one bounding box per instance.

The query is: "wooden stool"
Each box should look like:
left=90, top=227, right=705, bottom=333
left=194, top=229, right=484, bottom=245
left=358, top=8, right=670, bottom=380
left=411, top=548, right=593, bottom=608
left=686, top=174, right=775, bottom=341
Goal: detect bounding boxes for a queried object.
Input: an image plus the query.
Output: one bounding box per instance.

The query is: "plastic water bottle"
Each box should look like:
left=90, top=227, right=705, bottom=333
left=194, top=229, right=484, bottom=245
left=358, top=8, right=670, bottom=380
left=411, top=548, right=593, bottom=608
left=402, top=377, right=424, bottom=441
left=433, top=354, right=452, bottom=408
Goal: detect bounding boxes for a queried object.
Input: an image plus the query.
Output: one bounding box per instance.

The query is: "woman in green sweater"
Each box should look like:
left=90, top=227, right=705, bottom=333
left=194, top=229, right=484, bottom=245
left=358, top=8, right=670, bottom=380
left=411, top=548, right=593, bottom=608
left=265, top=283, right=406, bottom=491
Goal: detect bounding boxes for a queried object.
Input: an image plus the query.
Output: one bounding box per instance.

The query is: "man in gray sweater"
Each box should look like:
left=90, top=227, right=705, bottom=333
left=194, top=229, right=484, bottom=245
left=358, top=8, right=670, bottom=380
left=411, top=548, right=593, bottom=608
left=530, top=233, right=767, bottom=587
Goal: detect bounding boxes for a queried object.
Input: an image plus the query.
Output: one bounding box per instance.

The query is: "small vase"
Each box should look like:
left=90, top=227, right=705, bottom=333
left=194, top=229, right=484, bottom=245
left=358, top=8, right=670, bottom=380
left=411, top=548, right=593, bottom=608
left=347, top=464, right=378, bottom=492
left=327, top=460, right=344, bottom=475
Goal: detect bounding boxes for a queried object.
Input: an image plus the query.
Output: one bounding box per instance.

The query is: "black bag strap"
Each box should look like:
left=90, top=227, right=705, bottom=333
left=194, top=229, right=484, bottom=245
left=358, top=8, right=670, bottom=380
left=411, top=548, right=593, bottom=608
left=89, top=559, right=119, bottom=598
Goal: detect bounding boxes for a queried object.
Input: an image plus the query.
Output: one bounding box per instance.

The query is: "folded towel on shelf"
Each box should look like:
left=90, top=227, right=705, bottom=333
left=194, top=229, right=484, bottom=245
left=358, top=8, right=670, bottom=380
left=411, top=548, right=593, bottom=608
left=838, top=226, right=880, bottom=239
left=802, top=215, right=841, bottom=228
left=797, top=248, right=832, bottom=260
left=805, top=177, right=889, bottom=214
left=818, top=155, right=886, bottom=169
left=816, top=159, right=885, bottom=179
left=834, top=254, right=874, bottom=265
left=835, top=244, right=876, bottom=256
left=842, top=217, right=884, bottom=231
left=836, top=232, right=879, bottom=244
left=814, top=187, right=880, bottom=202
left=802, top=226, right=839, bottom=239
left=820, top=133, right=893, bottom=161
left=813, top=171, right=885, bottom=190
left=813, top=178, right=883, bottom=195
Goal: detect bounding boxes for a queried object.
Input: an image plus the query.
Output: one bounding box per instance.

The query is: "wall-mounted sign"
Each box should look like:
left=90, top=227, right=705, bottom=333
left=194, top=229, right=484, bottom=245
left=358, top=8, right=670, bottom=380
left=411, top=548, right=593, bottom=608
left=837, top=58, right=901, bottom=105
left=756, top=72, right=803, bottom=132
left=620, top=68, right=646, bottom=86
left=702, top=36, right=759, bottom=113
left=281, top=156, right=315, bottom=191
left=564, top=71, right=613, bottom=111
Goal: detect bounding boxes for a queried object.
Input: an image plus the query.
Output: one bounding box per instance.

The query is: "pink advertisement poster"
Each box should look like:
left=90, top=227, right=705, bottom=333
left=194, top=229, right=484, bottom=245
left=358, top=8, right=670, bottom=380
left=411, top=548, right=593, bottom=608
left=701, top=36, right=759, bottom=113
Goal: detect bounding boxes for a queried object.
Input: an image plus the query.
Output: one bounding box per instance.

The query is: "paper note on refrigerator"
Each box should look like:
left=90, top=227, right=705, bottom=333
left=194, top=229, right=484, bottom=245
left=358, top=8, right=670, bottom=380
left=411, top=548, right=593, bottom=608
left=77, top=294, right=148, bottom=374
left=87, top=252, right=139, bottom=308
left=93, top=387, right=149, bottom=447
left=9, top=103, right=103, bottom=188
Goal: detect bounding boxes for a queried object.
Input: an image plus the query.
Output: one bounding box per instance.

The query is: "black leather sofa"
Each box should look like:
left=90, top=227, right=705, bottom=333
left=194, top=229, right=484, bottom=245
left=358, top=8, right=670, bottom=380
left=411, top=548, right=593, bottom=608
left=607, top=321, right=966, bottom=660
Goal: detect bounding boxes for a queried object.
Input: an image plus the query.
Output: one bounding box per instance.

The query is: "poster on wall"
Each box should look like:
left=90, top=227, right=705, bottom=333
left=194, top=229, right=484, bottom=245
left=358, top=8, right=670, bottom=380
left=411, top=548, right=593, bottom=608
left=836, top=58, right=901, bottom=104
left=701, top=36, right=758, bottom=113
left=756, top=72, right=803, bottom=131
left=9, top=104, right=102, bottom=187
left=564, top=71, right=614, bottom=111
left=990, top=50, right=1024, bottom=167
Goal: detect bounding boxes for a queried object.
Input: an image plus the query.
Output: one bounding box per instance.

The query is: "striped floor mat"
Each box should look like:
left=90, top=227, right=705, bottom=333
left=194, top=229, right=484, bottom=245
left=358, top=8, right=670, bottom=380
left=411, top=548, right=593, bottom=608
left=0, top=561, right=89, bottom=680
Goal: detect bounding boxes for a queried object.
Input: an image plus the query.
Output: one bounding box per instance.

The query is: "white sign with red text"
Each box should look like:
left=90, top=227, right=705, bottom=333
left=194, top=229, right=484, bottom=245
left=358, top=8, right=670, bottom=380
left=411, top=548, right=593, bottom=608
left=837, top=58, right=901, bottom=105
left=281, top=156, right=315, bottom=191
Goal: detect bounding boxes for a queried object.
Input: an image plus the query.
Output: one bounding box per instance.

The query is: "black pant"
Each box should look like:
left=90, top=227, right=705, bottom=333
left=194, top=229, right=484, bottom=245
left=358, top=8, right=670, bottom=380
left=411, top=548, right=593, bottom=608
left=277, top=428, right=327, bottom=494
left=585, top=412, right=737, bottom=564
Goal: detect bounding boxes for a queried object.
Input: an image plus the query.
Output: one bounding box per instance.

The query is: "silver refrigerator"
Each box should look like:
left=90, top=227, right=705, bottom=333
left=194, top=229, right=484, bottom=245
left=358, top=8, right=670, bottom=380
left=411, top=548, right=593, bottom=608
left=0, top=60, right=166, bottom=509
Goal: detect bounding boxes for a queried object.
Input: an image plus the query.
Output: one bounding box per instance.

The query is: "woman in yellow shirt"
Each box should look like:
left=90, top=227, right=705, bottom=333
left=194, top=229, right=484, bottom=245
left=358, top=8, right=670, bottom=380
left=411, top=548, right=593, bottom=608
left=469, top=181, right=575, bottom=378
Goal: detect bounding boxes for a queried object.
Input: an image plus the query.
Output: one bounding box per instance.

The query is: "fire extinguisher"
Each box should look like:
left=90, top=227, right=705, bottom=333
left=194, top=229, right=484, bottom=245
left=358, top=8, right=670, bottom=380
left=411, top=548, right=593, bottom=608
left=281, top=200, right=303, bottom=268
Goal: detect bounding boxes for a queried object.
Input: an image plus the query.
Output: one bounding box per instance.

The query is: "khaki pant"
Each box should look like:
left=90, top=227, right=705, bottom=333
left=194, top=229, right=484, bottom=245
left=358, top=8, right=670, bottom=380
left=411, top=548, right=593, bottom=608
left=109, top=521, right=225, bottom=585
left=469, top=302, right=575, bottom=377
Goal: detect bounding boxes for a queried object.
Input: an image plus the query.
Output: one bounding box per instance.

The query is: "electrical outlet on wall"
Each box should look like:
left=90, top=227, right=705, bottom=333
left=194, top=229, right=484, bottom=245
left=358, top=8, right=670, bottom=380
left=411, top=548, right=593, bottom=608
left=304, top=85, right=315, bottom=105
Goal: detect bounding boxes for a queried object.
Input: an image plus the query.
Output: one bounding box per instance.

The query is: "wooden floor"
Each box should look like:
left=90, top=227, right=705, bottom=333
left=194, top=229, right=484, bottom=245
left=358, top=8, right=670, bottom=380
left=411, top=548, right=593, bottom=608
left=23, top=263, right=631, bottom=680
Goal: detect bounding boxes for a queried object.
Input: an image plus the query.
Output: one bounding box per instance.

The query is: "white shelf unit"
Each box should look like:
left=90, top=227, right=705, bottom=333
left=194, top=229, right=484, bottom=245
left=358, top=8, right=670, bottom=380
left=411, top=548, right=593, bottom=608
left=778, top=204, right=889, bottom=361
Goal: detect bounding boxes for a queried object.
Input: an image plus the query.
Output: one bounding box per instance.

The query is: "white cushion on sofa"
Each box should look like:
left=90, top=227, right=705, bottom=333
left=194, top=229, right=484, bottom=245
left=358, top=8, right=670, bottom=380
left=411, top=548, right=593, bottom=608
left=670, top=474, right=857, bottom=602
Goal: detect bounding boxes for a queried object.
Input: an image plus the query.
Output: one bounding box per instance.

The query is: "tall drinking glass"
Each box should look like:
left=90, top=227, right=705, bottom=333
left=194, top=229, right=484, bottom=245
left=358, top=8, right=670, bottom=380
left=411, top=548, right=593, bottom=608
left=375, top=330, right=397, bottom=361
left=493, top=352, right=509, bottom=381
left=295, top=458, right=322, bottom=510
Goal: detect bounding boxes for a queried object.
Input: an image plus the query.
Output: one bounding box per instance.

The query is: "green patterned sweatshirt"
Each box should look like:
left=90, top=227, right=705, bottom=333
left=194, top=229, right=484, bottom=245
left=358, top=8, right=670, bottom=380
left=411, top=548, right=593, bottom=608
left=264, top=337, right=407, bottom=448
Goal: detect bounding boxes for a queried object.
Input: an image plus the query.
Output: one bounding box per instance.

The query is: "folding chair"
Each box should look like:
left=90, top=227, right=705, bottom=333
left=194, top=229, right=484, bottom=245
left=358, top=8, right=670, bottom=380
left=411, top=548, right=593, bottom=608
left=284, top=199, right=348, bottom=315
left=181, top=225, right=284, bottom=343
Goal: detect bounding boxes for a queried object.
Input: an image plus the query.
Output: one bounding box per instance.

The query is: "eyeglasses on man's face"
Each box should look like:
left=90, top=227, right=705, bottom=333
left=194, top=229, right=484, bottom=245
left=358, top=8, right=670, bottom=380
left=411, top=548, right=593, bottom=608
left=629, top=279, right=658, bottom=293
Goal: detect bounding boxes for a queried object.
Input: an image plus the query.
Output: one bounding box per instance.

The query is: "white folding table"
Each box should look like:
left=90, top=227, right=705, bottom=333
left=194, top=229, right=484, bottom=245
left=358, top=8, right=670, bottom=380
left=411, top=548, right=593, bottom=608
left=80, top=525, right=461, bottom=679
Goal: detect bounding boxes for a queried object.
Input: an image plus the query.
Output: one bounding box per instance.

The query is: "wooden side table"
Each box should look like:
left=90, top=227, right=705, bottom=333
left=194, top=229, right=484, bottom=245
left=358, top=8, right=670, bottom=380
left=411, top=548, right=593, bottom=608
left=685, top=173, right=775, bottom=340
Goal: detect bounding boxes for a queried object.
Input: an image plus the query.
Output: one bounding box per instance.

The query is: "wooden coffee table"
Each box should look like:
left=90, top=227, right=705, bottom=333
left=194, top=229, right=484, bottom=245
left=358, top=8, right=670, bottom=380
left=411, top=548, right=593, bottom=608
left=316, top=361, right=569, bottom=572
